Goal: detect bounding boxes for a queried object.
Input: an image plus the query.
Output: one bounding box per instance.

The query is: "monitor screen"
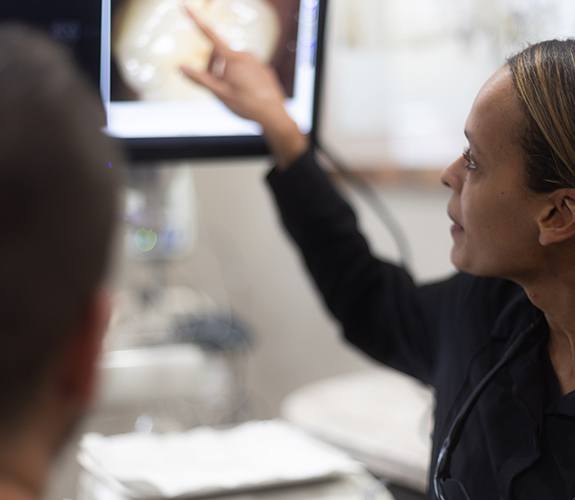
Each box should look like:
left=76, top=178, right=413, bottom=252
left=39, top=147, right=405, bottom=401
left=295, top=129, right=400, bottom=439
left=1, top=1, right=102, bottom=88
left=1, top=0, right=326, bottom=162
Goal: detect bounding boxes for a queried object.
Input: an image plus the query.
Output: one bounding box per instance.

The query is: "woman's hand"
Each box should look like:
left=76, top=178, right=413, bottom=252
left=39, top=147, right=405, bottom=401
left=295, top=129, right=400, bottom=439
left=180, top=5, right=308, bottom=168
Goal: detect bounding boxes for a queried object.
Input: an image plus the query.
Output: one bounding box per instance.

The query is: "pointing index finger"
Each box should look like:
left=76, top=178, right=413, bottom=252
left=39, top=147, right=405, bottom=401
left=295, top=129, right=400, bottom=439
left=183, top=4, right=231, bottom=54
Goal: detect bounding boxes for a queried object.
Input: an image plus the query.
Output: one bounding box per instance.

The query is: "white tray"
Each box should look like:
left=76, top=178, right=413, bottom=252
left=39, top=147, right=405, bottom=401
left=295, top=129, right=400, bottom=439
left=79, top=420, right=364, bottom=499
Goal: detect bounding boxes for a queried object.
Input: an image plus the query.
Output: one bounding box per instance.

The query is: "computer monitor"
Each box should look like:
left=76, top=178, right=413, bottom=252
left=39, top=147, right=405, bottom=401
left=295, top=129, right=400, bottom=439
left=1, top=0, right=327, bottom=162
left=1, top=1, right=102, bottom=88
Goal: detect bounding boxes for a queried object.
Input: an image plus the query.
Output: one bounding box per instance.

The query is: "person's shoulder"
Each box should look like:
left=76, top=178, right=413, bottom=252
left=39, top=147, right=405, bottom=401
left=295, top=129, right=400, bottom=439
left=452, top=273, right=536, bottom=336
left=454, top=273, right=522, bottom=301
left=425, top=272, right=521, bottom=305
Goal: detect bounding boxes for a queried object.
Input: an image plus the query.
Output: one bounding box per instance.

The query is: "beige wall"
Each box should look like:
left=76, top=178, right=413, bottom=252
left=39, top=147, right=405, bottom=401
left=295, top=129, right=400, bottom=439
left=186, top=157, right=454, bottom=417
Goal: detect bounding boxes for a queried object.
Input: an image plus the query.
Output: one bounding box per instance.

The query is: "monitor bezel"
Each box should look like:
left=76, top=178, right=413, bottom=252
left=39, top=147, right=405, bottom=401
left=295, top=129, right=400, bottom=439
left=110, top=0, right=328, bottom=163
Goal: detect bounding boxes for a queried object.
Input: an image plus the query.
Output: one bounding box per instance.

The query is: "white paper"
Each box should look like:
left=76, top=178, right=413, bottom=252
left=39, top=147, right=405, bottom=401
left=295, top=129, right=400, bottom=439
left=79, top=420, right=363, bottom=499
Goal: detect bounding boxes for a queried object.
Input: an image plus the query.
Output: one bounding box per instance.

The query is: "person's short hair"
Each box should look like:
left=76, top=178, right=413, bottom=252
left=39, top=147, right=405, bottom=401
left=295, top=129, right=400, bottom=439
left=0, top=24, right=122, bottom=427
left=508, top=39, right=575, bottom=192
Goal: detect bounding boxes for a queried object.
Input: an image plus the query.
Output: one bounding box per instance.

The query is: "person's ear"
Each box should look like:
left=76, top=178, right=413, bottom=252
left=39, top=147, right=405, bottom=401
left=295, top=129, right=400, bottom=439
left=57, top=289, right=111, bottom=409
left=538, top=190, right=575, bottom=246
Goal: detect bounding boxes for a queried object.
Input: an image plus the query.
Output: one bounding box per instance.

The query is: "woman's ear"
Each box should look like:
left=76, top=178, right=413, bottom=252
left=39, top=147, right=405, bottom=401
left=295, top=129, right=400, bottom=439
left=538, top=190, right=575, bottom=246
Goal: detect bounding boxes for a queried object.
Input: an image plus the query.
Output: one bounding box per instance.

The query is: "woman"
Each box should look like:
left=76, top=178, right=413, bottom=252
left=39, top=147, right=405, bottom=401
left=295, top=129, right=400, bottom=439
left=181, top=10, right=575, bottom=499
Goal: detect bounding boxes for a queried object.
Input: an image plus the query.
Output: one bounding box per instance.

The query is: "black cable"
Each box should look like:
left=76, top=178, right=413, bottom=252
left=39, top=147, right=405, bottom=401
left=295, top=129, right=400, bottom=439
left=314, top=147, right=413, bottom=272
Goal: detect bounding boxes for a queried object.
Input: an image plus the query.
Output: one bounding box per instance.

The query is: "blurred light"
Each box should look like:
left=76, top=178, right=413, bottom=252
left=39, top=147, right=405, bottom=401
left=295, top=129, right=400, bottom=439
left=134, top=227, right=158, bottom=253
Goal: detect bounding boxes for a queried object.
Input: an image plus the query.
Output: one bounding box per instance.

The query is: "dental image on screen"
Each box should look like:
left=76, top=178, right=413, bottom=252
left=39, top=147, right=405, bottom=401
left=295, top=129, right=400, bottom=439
left=103, top=0, right=318, bottom=139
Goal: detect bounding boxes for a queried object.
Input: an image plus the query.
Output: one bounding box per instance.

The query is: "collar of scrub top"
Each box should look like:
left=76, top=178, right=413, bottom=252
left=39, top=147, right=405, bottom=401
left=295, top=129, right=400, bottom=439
left=432, top=316, right=542, bottom=500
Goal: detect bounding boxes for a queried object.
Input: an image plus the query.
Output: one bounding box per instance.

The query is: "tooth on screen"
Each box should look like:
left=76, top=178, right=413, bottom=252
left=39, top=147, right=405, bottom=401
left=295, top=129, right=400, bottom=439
left=113, top=0, right=281, bottom=101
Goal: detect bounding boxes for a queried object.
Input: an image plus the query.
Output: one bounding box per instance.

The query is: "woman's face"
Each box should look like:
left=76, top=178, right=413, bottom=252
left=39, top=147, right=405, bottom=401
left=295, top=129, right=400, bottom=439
left=441, top=67, right=546, bottom=280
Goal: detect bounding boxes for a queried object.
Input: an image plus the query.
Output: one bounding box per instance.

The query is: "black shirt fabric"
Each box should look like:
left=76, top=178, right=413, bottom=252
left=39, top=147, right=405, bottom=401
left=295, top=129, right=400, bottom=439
left=266, top=150, right=575, bottom=500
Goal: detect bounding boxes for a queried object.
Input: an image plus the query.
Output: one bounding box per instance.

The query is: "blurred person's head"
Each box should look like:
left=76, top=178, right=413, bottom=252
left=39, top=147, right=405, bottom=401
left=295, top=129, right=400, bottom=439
left=441, top=39, right=575, bottom=283
left=0, top=24, right=122, bottom=498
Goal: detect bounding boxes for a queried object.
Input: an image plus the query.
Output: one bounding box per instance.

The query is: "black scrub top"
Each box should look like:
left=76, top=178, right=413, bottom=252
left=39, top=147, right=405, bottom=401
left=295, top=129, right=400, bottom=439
left=266, top=150, right=575, bottom=499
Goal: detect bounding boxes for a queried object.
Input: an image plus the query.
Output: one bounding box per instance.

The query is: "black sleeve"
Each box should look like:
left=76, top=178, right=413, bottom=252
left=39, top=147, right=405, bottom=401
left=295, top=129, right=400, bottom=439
left=266, top=149, right=460, bottom=385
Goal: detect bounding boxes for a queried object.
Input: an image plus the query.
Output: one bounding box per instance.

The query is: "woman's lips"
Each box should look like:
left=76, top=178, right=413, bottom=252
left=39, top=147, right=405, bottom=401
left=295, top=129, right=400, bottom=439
left=450, top=222, right=464, bottom=235
left=448, top=212, right=464, bottom=235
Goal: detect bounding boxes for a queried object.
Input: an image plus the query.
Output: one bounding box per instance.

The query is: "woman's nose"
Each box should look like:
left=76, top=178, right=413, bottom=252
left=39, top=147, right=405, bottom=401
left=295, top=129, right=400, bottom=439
left=440, top=157, right=463, bottom=191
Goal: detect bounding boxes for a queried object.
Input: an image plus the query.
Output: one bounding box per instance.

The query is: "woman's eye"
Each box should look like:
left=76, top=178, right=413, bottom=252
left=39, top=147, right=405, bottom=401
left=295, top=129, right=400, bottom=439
left=462, top=147, right=478, bottom=170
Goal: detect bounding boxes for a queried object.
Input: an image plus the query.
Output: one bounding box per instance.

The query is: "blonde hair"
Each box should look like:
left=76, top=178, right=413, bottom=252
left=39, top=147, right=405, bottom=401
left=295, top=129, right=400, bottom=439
left=508, top=40, right=575, bottom=191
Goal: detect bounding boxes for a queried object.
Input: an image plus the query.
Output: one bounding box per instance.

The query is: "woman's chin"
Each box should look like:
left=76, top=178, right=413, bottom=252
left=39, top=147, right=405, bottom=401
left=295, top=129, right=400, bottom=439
left=450, top=246, right=473, bottom=274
